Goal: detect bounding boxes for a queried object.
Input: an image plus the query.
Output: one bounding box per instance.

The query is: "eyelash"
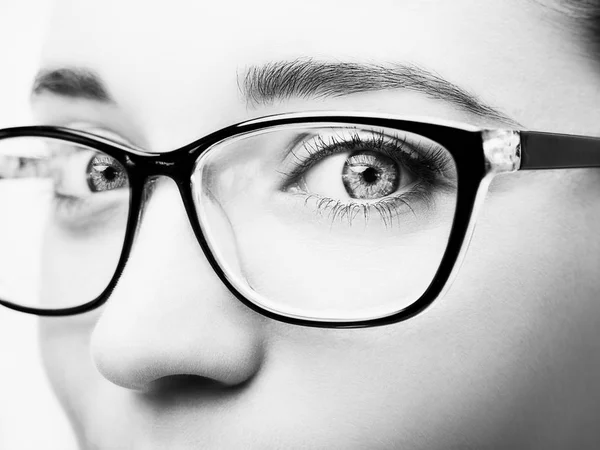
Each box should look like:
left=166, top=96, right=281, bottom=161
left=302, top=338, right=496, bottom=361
left=280, top=131, right=454, bottom=227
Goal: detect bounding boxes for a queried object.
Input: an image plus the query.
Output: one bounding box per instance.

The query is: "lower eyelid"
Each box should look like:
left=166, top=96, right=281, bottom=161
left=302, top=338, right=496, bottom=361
left=51, top=191, right=129, bottom=232
left=285, top=181, right=439, bottom=227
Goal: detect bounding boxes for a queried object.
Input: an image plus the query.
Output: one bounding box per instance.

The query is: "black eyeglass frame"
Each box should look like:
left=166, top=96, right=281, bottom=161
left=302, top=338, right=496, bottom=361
left=1, top=112, right=599, bottom=328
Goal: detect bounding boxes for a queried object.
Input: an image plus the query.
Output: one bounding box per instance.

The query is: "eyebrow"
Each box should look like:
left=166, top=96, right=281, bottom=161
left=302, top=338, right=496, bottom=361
left=32, top=67, right=113, bottom=102
left=240, top=59, right=518, bottom=125
left=32, top=60, right=518, bottom=125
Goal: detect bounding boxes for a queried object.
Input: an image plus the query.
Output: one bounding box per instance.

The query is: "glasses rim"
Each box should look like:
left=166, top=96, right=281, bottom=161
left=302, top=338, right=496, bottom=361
left=1, top=111, right=599, bottom=327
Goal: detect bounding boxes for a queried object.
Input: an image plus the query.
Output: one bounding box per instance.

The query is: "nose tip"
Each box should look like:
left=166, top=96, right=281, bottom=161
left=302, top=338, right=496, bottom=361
left=91, top=312, right=265, bottom=391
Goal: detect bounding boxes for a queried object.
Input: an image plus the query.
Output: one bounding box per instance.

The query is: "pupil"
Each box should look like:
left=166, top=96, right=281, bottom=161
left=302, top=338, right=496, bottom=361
left=102, top=167, right=116, bottom=181
left=362, top=167, right=379, bottom=184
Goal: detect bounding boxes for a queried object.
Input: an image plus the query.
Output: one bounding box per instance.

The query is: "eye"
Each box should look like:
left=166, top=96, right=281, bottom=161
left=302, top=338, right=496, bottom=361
left=302, top=149, right=416, bottom=201
left=279, top=127, right=456, bottom=227
left=284, top=130, right=425, bottom=203
left=49, top=146, right=130, bottom=231
left=52, top=149, right=128, bottom=198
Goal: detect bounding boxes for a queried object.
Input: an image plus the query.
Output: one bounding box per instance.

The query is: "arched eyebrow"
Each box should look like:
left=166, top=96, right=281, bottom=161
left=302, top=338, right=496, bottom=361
left=32, top=60, right=519, bottom=126
left=240, top=59, right=518, bottom=125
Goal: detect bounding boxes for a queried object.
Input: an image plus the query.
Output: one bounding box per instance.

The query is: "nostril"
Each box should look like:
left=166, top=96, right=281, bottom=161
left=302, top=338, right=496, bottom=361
left=141, top=374, right=251, bottom=406
left=150, top=374, right=227, bottom=393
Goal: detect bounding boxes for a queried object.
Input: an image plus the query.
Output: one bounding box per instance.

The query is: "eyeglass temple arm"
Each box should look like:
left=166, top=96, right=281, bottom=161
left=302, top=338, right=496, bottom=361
left=519, top=131, right=600, bottom=170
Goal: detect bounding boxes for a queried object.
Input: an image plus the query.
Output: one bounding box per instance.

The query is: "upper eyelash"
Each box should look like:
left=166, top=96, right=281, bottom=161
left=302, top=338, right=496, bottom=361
left=280, top=130, right=454, bottom=189
left=283, top=131, right=400, bottom=182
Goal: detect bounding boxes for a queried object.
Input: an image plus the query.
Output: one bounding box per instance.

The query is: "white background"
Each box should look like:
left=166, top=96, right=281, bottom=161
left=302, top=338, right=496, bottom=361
left=0, top=1, right=78, bottom=449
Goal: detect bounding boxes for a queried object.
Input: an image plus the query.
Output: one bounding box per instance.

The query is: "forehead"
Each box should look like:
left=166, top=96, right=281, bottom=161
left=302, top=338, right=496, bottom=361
left=37, top=0, right=596, bottom=146
left=42, top=0, right=524, bottom=85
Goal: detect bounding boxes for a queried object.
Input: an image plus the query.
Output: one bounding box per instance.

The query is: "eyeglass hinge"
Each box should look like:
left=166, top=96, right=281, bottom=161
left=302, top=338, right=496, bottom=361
left=481, top=129, right=521, bottom=173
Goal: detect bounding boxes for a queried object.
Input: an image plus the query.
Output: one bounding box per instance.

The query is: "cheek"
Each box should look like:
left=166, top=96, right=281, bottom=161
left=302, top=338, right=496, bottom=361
left=229, top=218, right=450, bottom=311
left=460, top=168, right=600, bottom=313
left=38, top=314, right=135, bottom=446
left=38, top=317, right=94, bottom=437
left=452, top=169, right=600, bottom=362
left=258, top=321, right=527, bottom=448
left=199, top=170, right=457, bottom=320
left=259, top=169, right=600, bottom=446
left=40, top=221, right=127, bottom=308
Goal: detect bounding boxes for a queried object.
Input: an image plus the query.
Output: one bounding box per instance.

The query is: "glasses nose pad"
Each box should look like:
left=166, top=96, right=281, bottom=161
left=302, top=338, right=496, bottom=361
left=133, top=175, right=248, bottom=292
left=126, top=175, right=180, bottom=260
left=133, top=175, right=157, bottom=234
left=191, top=183, right=249, bottom=289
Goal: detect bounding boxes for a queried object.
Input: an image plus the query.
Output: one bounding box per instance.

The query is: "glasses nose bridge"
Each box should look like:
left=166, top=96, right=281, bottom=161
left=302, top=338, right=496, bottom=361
left=132, top=150, right=200, bottom=237
left=135, top=150, right=195, bottom=182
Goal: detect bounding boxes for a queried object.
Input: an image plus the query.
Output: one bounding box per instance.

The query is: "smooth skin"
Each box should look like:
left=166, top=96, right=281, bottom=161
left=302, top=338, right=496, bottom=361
left=35, top=0, right=600, bottom=448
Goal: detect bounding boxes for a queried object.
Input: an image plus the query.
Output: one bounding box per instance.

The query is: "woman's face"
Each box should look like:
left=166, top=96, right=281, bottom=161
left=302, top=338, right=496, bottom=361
left=35, top=0, right=600, bottom=448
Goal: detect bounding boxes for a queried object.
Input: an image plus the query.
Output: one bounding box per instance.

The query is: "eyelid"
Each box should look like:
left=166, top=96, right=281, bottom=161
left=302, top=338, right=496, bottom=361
left=52, top=149, right=122, bottom=201
left=65, top=121, right=134, bottom=147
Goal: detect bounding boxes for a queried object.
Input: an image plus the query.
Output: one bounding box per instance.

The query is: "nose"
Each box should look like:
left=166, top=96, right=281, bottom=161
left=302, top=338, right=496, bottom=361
left=90, top=177, right=265, bottom=391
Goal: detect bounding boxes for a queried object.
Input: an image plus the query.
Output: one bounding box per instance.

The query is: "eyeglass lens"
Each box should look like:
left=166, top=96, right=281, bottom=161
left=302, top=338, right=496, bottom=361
left=0, top=137, right=130, bottom=309
left=192, top=123, right=459, bottom=321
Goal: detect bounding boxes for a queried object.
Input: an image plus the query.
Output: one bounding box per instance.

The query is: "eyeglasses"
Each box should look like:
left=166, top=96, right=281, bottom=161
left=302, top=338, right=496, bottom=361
left=0, top=112, right=598, bottom=327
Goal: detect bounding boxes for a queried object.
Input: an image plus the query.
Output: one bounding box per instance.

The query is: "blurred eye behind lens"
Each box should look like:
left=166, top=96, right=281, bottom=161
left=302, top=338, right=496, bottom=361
left=87, top=153, right=128, bottom=192
left=50, top=144, right=128, bottom=200
left=50, top=144, right=129, bottom=231
left=193, top=122, right=459, bottom=322
left=0, top=136, right=130, bottom=311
